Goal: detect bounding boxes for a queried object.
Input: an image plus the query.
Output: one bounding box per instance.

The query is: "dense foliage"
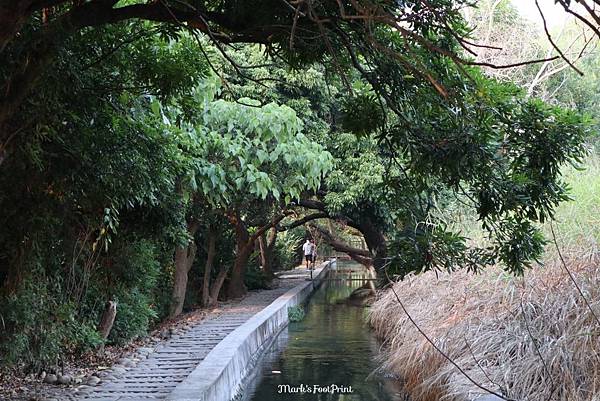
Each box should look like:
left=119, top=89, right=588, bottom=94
left=0, top=1, right=594, bottom=372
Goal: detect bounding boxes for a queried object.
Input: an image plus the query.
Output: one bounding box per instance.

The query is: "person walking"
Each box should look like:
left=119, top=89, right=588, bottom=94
left=302, top=239, right=313, bottom=269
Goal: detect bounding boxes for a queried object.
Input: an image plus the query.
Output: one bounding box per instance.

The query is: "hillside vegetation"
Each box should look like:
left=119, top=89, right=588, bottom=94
left=369, top=3, right=599, bottom=399
left=369, top=152, right=600, bottom=401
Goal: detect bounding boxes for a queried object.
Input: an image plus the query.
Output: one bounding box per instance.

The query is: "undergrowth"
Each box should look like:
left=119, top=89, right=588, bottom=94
left=369, top=152, right=600, bottom=401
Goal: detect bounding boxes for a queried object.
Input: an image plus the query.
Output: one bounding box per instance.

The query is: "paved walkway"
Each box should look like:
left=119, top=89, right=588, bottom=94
left=67, top=274, right=310, bottom=401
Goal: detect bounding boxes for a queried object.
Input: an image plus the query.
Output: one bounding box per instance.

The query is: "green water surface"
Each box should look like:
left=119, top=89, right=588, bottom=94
left=243, top=263, right=404, bottom=401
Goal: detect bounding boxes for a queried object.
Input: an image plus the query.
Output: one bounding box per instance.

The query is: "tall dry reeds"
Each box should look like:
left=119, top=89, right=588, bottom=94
left=369, top=255, right=600, bottom=401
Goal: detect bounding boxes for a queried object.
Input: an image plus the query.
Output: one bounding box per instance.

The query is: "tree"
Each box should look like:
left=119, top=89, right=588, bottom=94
left=189, top=88, right=332, bottom=298
left=0, top=0, right=594, bottom=372
left=464, top=0, right=597, bottom=99
left=159, top=77, right=332, bottom=308
left=2, top=0, right=597, bottom=166
left=0, top=23, right=209, bottom=366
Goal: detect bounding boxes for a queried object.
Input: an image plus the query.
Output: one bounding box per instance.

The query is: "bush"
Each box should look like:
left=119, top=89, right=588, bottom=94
left=244, top=265, right=271, bottom=291
left=109, top=288, right=158, bottom=344
left=102, top=238, right=162, bottom=344
left=273, top=230, right=303, bottom=270
left=0, top=269, right=101, bottom=371
left=288, top=305, right=305, bottom=322
left=0, top=233, right=171, bottom=371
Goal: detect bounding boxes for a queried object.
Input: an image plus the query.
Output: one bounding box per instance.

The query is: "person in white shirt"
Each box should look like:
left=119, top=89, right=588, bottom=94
left=302, top=239, right=313, bottom=269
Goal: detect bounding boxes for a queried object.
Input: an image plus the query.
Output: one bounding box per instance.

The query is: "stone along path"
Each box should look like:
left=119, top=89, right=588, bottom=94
left=69, top=277, right=306, bottom=401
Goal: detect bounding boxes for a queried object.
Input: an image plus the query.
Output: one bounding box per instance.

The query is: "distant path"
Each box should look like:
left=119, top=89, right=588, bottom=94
left=50, top=270, right=313, bottom=401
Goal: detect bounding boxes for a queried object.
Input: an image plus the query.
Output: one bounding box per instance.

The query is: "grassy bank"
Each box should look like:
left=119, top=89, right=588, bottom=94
left=369, top=153, right=600, bottom=401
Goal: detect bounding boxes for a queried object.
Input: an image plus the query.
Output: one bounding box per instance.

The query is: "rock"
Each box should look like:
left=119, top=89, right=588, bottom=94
left=85, top=376, right=101, bottom=386
left=74, top=377, right=83, bottom=385
left=44, top=374, right=58, bottom=384
left=121, top=359, right=136, bottom=368
left=57, top=374, right=73, bottom=385
left=117, top=358, right=135, bottom=368
left=77, top=385, right=91, bottom=392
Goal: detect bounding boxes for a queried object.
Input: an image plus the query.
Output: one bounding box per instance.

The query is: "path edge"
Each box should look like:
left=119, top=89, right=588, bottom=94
left=166, top=260, right=334, bottom=401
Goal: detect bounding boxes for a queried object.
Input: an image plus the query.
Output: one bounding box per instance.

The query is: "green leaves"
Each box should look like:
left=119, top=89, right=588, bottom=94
left=340, top=93, right=384, bottom=136
left=174, top=78, right=332, bottom=207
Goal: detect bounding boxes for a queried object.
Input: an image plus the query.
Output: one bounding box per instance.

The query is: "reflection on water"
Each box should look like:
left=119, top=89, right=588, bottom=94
left=242, top=261, right=404, bottom=401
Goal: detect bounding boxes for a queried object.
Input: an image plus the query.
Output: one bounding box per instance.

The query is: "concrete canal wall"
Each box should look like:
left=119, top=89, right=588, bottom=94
left=167, top=260, right=334, bottom=401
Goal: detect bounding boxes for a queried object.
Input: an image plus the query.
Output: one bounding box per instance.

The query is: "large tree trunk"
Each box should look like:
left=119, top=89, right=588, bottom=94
left=258, top=234, right=268, bottom=271
left=208, top=265, right=229, bottom=307
left=357, top=217, right=387, bottom=273
left=169, top=219, right=200, bottom=318
left=201, top=228, right=216, bottom=308
left=228, top=250, right=252, bottom=299
left=226, top=210, right=252, bottom=299
left=258, top=228, right=277, bottom=277
left=227, top=210, right=290, bottom=299
left=311, top=224, right=373, bottom=267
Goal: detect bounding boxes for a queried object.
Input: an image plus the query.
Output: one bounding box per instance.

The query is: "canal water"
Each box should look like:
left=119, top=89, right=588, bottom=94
left=241, top=262, right=405, bottom=401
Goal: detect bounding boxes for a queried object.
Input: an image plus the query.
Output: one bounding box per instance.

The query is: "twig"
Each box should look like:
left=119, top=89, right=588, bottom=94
left=535, top=0, right=584, bottom=76
left=382, top=265, right=515, bottom=401
left=519, top=296, right=557, bottom=401
left=550, top=221, right=600, bottom=327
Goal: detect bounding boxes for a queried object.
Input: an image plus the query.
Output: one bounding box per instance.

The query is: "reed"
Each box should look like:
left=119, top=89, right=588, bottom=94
left=369, top=154, right=600, bottom=401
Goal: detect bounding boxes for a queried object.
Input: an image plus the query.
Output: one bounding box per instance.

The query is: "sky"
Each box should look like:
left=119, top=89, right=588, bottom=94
left=510, top=0, right=574, bottom=28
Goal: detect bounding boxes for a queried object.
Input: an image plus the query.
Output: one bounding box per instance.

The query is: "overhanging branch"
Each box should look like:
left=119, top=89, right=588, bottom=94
left=278, top=212, right=329, bottom=231
left=310, top=224, right=370, bottom=258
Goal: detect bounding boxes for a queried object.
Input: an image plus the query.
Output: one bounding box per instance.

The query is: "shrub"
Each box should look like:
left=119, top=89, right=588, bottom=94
left=288, top=305, right=305, bottom=322
left=244, top=265, right=271, bottom=291
left=273, top=230, right=303, bottom=270
left=109, top=288, right=158, bottom=344
left=0, top=268, right=101, bottom=371
left=102, top=238, right=162, bottom=344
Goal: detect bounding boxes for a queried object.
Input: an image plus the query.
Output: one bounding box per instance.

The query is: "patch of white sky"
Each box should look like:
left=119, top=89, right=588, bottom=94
left=509, top=0, right=576, bottom=28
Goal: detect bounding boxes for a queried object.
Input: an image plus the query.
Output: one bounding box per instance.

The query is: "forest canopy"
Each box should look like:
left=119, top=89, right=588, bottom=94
left=0, top=0, right=597, bottom=372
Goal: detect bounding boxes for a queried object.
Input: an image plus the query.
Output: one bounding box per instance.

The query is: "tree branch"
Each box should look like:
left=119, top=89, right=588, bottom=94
left=535, top=0, right=583, bottom=76
left=278, top=212, right=329, bottom=231
left=296, top=198, right=327, bottom=212
left=310, top=224, right=371, bottom=257
left=243, top=211, right=294, bottom=254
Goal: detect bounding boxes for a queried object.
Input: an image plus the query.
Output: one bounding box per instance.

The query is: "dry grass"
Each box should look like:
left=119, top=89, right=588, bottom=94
left=370, top=153, right=600, bottom=400
left=370, top=256, right=600, bottom=401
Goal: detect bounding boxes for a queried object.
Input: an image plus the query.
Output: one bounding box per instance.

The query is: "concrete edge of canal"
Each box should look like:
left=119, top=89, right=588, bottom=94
left=166, top=260, right=335, bottom=401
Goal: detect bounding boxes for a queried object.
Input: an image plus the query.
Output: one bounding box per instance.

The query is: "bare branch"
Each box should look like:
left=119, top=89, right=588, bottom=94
left=383, top=266, right=514, bottom=401
left=535, top=0, right=584, bottom=76
left=278, top=212, right=329, bottom=231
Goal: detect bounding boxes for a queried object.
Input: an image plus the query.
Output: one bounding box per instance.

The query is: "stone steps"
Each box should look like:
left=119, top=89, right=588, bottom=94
left=74, top=281, right=302, bottom=401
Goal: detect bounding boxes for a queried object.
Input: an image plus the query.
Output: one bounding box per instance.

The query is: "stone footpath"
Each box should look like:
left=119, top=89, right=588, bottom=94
left=42, top=274, right=308, bottom=401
